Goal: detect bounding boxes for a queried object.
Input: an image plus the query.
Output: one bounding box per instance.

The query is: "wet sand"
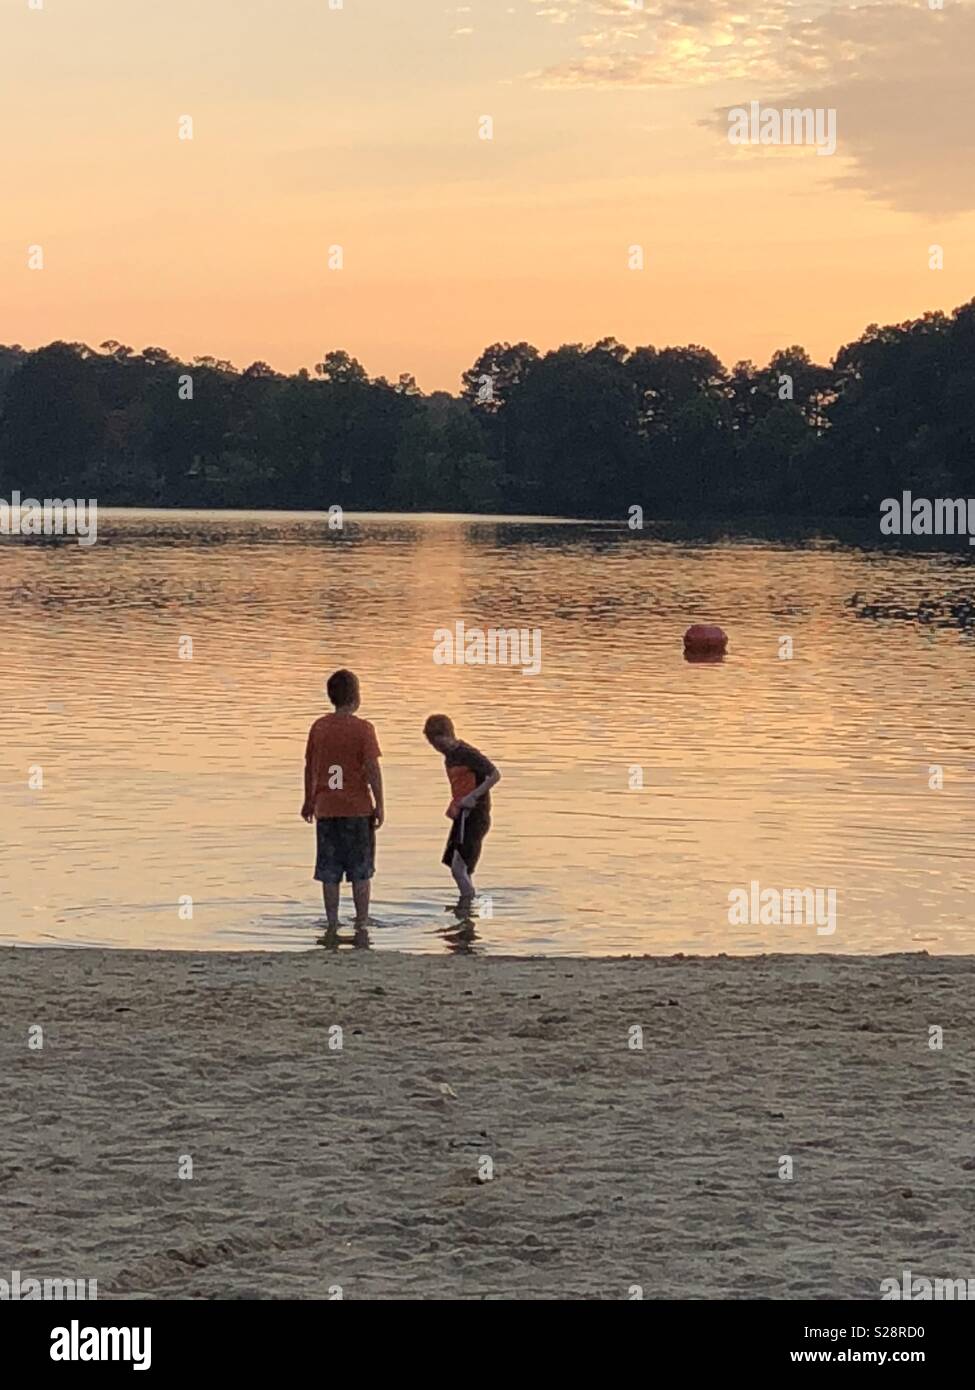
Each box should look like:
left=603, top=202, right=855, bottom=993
left=2, top=948, right=973, bottom=1299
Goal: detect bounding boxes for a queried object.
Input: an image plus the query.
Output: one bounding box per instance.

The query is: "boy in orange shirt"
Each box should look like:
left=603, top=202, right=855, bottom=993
left=302, top=669, right=384, bottom=930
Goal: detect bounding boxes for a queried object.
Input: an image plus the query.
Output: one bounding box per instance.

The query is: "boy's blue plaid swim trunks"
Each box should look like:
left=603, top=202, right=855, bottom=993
left=315, top=815, right=376, bottom=884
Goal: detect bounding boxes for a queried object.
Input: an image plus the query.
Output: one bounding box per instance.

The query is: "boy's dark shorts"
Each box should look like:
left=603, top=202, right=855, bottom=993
left=442, top=808, right=490, bottom=873
left=315, top=815, right=376, bottom=884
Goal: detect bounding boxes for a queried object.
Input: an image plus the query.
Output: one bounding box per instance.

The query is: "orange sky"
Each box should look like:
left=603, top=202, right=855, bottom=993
left=2, top=0, right=973, bottom=391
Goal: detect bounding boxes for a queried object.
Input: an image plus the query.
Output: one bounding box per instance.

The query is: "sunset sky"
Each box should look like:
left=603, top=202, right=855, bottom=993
left=2, top=0, right=973, bottom=391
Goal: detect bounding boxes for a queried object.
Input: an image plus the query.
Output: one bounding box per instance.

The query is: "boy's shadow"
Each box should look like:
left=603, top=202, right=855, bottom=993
left=435, top=905, right=480, bottom=955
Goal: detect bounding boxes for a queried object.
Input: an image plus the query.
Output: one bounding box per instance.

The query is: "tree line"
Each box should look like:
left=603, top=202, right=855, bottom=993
left=2, top=299, right=973, bottom=518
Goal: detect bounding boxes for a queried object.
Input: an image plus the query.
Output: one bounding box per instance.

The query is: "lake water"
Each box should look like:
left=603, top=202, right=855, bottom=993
left=4, top=510, right=973, bottom=954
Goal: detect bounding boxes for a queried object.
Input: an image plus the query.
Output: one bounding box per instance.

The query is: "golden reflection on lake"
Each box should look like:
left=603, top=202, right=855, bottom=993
left=3, top=511, right=973, bottom=954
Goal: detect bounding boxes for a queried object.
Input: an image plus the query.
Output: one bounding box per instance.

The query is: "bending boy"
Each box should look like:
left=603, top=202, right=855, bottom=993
left=423, top=714, right=500, bottom=910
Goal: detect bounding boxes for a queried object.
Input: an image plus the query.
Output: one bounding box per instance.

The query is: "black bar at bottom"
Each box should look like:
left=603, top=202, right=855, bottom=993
left=1, top=1299, right=963, bottom=1374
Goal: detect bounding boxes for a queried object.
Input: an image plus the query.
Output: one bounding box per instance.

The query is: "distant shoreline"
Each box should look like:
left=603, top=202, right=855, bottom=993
left=5, top=301, right=973, bottom=522
left=5, top=506, right=974, bottom=557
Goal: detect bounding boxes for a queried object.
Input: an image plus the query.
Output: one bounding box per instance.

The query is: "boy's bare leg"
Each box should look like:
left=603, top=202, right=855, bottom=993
left=322, top=882, right=341, bottom=930
left=450, top=851, right=475, bottom=904
left=352, top=878, right=371, bottom=926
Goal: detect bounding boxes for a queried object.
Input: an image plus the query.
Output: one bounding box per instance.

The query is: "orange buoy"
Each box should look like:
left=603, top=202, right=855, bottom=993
left=683, top=624, right=728, bottom=660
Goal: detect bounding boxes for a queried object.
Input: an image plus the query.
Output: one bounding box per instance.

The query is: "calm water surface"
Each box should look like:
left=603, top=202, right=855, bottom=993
left=4, top=510, right=973, bottom=954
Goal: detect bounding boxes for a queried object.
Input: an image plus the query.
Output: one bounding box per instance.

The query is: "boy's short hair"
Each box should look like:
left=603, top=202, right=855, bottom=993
left=327, top=668, right=360, bottom=707
left=423, top=713, right=455, bottom=742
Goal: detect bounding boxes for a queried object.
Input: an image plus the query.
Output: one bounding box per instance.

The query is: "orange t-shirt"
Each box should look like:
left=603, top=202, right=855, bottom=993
left=305, top=713, right=381, bottom=819
left=443, top=741, right=496, bottom=818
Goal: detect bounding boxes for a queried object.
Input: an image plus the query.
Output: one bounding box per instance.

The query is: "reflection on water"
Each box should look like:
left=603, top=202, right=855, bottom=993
left=3, top=509, right=973, bottom=955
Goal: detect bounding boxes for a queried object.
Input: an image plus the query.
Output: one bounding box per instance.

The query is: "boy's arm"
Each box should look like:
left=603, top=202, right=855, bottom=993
left=366, top=758, right=385, bottom=829
left=459, top=763, right=500, bottom=810
left=301, top=730, right=315, bottom=822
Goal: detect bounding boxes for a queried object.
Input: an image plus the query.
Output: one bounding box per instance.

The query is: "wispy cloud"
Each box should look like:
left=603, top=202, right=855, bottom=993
left=528, top=1, right=975, bottom=213
left=532, top=1, right=856, bottom=88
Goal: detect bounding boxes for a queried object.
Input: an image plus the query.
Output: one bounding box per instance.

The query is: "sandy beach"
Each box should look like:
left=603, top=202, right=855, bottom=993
left=2, top=948, right=974, bottom=1300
